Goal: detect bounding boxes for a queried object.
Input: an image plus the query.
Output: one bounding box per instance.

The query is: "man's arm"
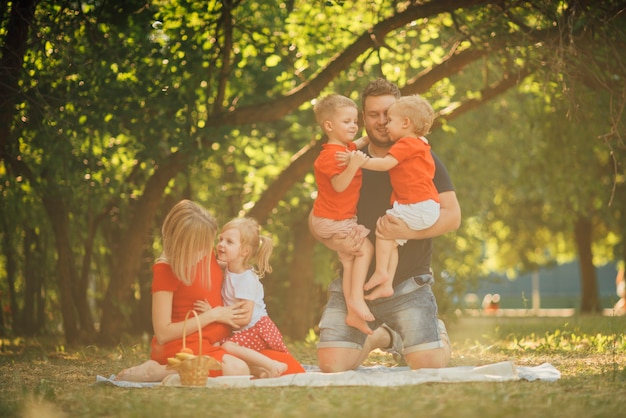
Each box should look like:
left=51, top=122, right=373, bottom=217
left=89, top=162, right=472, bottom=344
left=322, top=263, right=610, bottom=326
left=375, top=190, right=461, bottom=241
left=353, top=135, right=370, bottom=150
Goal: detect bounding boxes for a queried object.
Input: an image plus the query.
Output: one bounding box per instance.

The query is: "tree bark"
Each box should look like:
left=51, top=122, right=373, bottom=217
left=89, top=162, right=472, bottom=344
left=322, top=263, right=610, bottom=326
left=42, top=195, right=98, bottom=343
left=283, top=213, right=322, bottom=340
left=42, top=196, right=81, bottom=342
left=0, top=0, right=38, bottom=157
left=0, top=217, right=19, bottom=335
left=22, top=227, right=46, bottom=336
left=204, top=0, right=492, bottom=128
left=574, top=216, right=600, bottom=313
left=98, top=153, right=188, bottom=344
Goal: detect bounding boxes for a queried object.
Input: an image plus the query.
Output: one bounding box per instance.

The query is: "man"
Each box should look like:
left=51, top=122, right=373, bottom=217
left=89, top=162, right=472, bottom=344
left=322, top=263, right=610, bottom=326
left=310, top=78, right=461, bottom=372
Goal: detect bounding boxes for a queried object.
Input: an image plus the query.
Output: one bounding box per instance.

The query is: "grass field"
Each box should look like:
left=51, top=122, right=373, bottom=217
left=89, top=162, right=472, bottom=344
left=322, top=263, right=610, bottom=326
left=1, top=315, right=624, bottom=418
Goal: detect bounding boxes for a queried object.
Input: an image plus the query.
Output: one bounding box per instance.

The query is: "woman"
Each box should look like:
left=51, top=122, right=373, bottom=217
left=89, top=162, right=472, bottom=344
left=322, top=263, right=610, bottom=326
left=116, top=200, right=303, bottom=382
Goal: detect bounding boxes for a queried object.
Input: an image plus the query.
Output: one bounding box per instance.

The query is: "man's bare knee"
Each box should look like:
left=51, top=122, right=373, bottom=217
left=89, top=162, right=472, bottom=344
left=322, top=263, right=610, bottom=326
left=317, top=348, right=360, bottom=373
left=405, top=347, right=450, bottom=370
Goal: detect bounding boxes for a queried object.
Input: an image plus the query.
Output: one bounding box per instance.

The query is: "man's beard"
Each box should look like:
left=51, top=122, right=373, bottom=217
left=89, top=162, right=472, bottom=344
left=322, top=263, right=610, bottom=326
left=366, top=129, right=393, bottom=148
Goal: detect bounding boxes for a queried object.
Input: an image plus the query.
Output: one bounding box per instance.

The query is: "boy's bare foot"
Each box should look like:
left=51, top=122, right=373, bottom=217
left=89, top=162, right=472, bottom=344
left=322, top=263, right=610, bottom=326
left=363, top=271, right=388, bottom=292
left=364, top=283, right=394, bottom=300
left=349, top=298, right=375, bottom=322
left=364, top=271, right=394, bottom=300
left=345, top=309, right=373, bottom=335
left=115, top=360, right=171, bottom=382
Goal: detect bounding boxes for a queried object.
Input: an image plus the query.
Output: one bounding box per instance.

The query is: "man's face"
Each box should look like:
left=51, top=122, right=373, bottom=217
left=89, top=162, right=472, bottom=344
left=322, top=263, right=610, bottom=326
left=363, top=94, right=397, bottom=148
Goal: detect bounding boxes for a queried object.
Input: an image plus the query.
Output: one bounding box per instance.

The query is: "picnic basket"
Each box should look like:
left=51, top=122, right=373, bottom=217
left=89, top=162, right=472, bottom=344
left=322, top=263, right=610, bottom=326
left=166, top=310, right=222, bottom=386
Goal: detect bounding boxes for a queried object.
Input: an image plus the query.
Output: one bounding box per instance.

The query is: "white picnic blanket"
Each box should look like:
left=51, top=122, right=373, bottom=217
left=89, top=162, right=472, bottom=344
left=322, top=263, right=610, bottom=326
left=96, top=361, right=560, bottom=388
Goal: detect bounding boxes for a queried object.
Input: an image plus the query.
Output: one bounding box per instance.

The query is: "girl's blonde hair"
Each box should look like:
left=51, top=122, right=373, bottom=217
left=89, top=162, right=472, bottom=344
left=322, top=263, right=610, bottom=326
left=389, top=95, right=434, bottom=136
left=221, top=217, right=273, bottom=278
left=157, top=199, right=218, bottom=287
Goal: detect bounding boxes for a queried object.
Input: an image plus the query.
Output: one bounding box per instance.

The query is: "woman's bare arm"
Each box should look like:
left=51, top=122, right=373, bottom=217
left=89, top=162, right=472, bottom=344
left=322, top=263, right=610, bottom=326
left=152, top=291, right=245, bottom=345
left=232, top=299, right=255, bottom=328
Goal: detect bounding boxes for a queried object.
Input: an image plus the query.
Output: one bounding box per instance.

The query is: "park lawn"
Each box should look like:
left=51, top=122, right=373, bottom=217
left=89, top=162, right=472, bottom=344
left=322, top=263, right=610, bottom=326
left=0, top=315, right=624, bottom=418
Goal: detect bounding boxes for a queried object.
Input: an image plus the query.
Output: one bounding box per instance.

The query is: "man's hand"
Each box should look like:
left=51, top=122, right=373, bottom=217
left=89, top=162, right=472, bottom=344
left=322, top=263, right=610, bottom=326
left=326, top=228, right=364, bottom=257
left=376, top=190, right=462, bottom=241
left=376, top=214, right=410, bottom=241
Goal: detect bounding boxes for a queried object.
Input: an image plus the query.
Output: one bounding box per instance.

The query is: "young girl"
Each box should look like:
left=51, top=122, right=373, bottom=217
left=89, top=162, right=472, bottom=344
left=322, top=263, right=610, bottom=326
left=116, top=201, right=303, bottom=382
left=195, top=217, right=292, bottom=378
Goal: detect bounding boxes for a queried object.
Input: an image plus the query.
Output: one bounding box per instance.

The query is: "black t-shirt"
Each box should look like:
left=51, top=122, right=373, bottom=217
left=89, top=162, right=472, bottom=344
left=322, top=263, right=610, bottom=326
left=357, top=151, right=455, bottom=287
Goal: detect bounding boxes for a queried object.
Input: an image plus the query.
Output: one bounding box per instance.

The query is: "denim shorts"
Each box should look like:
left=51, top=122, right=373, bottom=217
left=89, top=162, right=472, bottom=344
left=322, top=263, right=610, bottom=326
left=317, top=274, right=443, bottom=354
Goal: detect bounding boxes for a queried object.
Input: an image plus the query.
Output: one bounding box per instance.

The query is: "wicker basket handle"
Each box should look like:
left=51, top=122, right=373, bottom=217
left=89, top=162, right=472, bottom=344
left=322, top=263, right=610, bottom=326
left=182, top=310, right=202, bottom=355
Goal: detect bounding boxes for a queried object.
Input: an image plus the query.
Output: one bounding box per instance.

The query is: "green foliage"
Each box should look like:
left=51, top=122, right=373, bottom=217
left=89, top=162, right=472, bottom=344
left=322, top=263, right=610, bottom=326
left=448, top=79, right=623, bottom=280
left=502, top=327, right=625, bottom=354
left=1, top=0, right=625, bottom=340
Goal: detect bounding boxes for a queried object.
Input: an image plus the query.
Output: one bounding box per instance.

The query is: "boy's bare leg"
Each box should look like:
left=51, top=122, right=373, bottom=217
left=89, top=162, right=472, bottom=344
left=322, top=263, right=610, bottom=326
left=364, top=239, right=396, bottom=299
left=340, top=251, right=374, bottom=335
left=222, top=341, right=287, bottom=378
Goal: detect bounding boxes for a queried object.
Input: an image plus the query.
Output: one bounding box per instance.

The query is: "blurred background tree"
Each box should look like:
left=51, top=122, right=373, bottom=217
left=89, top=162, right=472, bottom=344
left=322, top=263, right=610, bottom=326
left=0, top=0, right=624, bottom=344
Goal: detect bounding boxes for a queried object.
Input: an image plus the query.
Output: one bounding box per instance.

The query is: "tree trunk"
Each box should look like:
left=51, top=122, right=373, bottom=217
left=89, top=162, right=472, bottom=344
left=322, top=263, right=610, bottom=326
left=130, top=245, right=156, bottom=335
left=0, top=0, right=38, bottom=155
left=22, top=227, right=46, bottom=336
left=574, top=217, right=600, bottom=313
left=283, top=213, right=322, bottom=340
left=42, top=197, right=81, bottom=342
left=0, top=218, right=19, bottom=335
left=0, top=0, right=39, bottom=336
left=43, top=195, right=99, bottom=343
left=98, top=154, right=188, bottom=344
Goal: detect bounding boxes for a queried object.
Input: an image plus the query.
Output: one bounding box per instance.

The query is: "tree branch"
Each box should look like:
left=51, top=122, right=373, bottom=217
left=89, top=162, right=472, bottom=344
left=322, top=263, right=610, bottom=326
left=205, top=0, right=494, bottom=127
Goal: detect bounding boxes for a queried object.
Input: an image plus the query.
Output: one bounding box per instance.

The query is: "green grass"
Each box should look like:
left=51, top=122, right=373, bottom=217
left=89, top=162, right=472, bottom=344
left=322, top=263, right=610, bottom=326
left=493, top=295, right=618, bottom=309
left=1, top=315, right=625, bottom=418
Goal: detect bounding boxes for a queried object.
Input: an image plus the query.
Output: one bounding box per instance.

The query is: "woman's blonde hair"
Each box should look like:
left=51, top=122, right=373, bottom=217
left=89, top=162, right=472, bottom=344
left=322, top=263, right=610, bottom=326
left=221, top=217, right=273, bottom=278
left=157, top=199, right=218, bottom=287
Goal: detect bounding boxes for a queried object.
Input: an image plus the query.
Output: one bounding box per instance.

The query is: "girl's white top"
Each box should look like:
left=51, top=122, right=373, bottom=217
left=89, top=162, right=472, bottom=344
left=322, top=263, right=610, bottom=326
left=222, top=268, right=267, bottom=330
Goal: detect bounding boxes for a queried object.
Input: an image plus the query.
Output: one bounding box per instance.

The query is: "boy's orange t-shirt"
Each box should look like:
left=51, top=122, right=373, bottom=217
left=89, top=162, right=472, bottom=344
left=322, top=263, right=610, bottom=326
left=387, top=137, right=439, bottom=205
left=313, top=142, right=361, bottom=220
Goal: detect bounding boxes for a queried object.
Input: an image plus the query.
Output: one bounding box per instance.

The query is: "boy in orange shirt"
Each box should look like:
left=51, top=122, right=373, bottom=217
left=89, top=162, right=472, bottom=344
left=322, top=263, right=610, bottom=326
left=310, top=94, right=374, bottom=335
left=360, top=95, right=440, bottom=300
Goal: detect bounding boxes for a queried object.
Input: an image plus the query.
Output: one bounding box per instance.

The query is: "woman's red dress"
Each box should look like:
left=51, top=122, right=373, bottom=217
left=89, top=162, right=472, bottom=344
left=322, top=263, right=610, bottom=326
left=149, top=254, right=304, bottom=377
